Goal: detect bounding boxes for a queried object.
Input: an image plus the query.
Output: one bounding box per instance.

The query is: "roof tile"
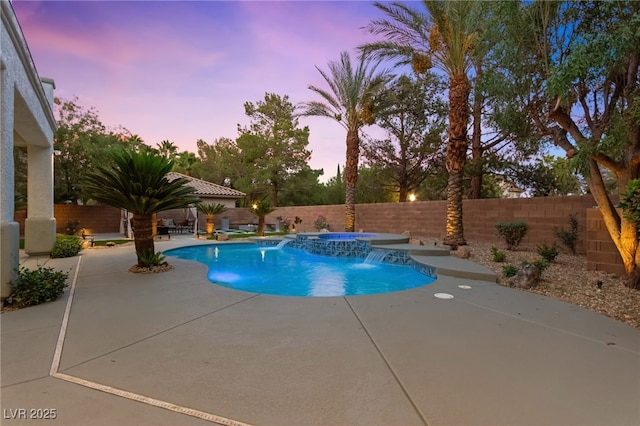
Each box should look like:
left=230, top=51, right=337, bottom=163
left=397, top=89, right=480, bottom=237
left=166, top=172, right=245, bottom=198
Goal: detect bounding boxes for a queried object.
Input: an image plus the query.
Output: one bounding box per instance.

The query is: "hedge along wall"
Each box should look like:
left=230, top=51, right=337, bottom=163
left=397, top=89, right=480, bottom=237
left=14, top=204, right=121, bottom=236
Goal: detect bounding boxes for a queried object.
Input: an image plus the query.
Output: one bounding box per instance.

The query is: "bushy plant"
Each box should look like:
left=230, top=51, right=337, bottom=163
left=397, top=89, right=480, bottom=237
left=136, top=249, right=166, bottom=267
left=277, top=216, right=292, bottom=232
left=51, top=234, right=83, bottom=258
left=536, top=241, right=559, bottom=263
left=522, top=258, right=550, bottom=272
left=7, top=266, right=69, bottom=308
left=502, top=265, right=518, bottom=278
left=554, top=213, right=579, bottom=255
left=495, top=220, right=529, bottom=250
left=313, top=215, right=329, bottom=231
left=490, top=246, right=506, bottom=262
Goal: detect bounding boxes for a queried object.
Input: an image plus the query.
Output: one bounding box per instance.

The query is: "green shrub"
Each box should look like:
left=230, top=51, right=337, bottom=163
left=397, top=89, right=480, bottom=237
left=51, top=234, right=83, bottom=258
left=495, top=220, right=529, bottom=250
left=136, top=249, right=166, bottom=267
left=490, top=246, right=506, bottom=262
left=521, top=258, right=550, bottom=272
left=7, top=266, right=69, bottom=308
left=554, top=213, right=579, bottom=255
left=502, top=265, right=518, bottom=278
left=536, top=241, right=559, bottom=263
left=313, top=215, right=329, bottom=231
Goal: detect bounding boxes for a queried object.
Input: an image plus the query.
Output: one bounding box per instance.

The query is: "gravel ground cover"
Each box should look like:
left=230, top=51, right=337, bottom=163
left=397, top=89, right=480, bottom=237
left=461, top=241, right=640, bottom=330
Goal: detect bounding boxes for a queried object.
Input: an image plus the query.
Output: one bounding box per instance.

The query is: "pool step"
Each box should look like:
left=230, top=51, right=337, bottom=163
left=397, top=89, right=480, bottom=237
left=410, top=254, right=497, bottom=283
left=370, top=243, right=450, bottom=257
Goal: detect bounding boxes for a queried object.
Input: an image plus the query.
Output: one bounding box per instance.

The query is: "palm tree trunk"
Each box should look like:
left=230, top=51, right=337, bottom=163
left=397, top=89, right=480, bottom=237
left=132, top=213, right=155, bottom=266
left=258, top=216, right=266, bottom=236
left=443, top=73, right=470, bottom=246
left=345, top=129, right=360, bottom=232
left=206, top=215, right=215, bottom=235
left=469, top=62, right=484, bottom=199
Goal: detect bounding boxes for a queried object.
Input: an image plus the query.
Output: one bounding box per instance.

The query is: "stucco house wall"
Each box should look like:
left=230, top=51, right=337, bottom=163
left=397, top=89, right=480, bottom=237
left=1, top=1, right=57, bottom=298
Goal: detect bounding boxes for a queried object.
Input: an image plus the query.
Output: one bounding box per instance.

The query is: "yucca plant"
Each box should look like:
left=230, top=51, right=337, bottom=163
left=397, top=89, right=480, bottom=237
left=84, top=149, right=199, bottom=268
left=196, top=203, right=228, bottom=236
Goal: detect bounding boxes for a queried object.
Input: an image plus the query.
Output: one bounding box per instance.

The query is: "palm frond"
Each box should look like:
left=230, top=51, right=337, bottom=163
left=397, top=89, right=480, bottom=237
left=84, top=150, right=199, bottom=215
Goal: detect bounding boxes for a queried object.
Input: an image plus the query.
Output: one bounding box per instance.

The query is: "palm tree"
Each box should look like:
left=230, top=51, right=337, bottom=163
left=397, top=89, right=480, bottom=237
left=175, top=151, right=197, bottom=176
left=84, top=149, right=199, bottom=267
left=301, top=52, right=391, bottom=232
left=196, top=203, right=227, bottom=236
left=157, top=140, right=178, bottom=160
left=250, top=199, right=276, bottom=237
left=361, top=1, right=481, bottom=246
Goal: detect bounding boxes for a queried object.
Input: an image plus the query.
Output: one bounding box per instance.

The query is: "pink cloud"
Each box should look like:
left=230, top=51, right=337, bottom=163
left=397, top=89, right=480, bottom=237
left=13, top=0, right=395, bottom=181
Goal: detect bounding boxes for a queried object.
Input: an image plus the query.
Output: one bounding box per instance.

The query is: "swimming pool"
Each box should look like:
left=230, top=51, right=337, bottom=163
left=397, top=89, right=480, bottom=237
left=165, top=243, right=435, bottom=297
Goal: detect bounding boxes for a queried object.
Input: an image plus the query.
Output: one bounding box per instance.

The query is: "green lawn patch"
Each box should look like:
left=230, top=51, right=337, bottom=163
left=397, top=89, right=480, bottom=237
left=93, top=239, right=131, bottom=246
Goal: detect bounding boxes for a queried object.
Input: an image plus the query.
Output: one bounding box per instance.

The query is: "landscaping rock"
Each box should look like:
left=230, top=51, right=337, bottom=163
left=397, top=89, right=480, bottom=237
left=454, top=246, right=471, bottom=259
left=508, top=264, right=541, bottom=289
left=217, top=234, right=230, bottom=241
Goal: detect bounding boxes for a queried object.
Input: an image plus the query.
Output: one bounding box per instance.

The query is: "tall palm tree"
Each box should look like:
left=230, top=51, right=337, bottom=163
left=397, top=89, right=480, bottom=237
left=157, top=140, right=178, bottom=160
left=301, top=52, right=391, bottom=232
left=84, top=149, right=199, bottom=267
left=196, top=203, right=227, bottom=236
left=361, top=1, right=481, bottom=246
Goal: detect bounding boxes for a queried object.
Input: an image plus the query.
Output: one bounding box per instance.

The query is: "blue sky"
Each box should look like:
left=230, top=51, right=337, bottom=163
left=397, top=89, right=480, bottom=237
left=13, top=0, right=395, bottom=180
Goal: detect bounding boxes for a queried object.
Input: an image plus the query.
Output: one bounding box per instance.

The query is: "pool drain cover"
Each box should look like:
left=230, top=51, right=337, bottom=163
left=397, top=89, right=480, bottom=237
left=434, top=293, right=454, bottom=300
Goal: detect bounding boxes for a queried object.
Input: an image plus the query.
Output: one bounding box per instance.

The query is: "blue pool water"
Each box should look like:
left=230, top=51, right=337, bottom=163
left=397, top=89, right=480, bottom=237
left=165, top=243, right=435, bottom=297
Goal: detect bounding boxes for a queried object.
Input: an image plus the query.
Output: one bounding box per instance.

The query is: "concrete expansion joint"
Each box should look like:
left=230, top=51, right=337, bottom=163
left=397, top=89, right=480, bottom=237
left=456, top=297, right=639, bottom=355
left=46, top=256, right=256, bottom=426
left=60, top=293, right=262, bottom=372
left=343, top=297, right=430, bottom=426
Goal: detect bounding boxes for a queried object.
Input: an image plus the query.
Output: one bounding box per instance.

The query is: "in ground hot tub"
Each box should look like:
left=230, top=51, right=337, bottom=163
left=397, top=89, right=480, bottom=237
left=317, top=232, right=377, bottom=240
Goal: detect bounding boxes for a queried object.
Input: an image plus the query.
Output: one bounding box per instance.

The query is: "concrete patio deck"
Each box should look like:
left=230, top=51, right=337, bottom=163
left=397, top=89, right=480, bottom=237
left=2, top=235, right=639, bottom=425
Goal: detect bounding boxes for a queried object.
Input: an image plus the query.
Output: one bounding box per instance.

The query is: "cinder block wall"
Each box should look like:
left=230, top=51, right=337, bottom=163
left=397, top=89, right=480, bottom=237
left=14, top=205, right=121, bottom=235
left=586, top=208, right=625, bottom=275
left=54, top=205, right=121, bottom=234
left=224, top=194, right=596, bottom=253
left=16, top=197, right=627, bottom=275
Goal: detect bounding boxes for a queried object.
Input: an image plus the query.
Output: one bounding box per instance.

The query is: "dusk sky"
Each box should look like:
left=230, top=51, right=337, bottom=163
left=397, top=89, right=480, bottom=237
left=12, top=0, right=398, bottom=181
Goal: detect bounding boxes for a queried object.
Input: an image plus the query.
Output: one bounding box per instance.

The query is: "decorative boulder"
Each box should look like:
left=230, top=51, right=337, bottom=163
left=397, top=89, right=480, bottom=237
left=409, top=238, right=424, bottom=246
left=454, top=246, right=471, bottom=259
left=508, top=264, right=542, bottom=289
left=217, top=234, right=230, bottom=241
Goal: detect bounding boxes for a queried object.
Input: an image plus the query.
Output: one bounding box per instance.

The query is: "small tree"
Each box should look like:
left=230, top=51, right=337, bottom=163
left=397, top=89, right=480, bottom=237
left=197, top=203, right=227, bottom=236
left=251, top=199, right=276, bottom=237
left=84, top=150, right=199, bottom=267
left=554, top=213, right=579, bottom=255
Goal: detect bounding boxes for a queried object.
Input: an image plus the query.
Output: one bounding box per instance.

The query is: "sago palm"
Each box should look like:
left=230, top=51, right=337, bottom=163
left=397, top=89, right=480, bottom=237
left=361, top=0, right=481, bottom=246
left=301, top=51, right=391, bottom=232
left=197, top=203, right=227, bottom=236
left=250, top=199, right=276, bottom=237
left=84, top=149, right=199, bottom=267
